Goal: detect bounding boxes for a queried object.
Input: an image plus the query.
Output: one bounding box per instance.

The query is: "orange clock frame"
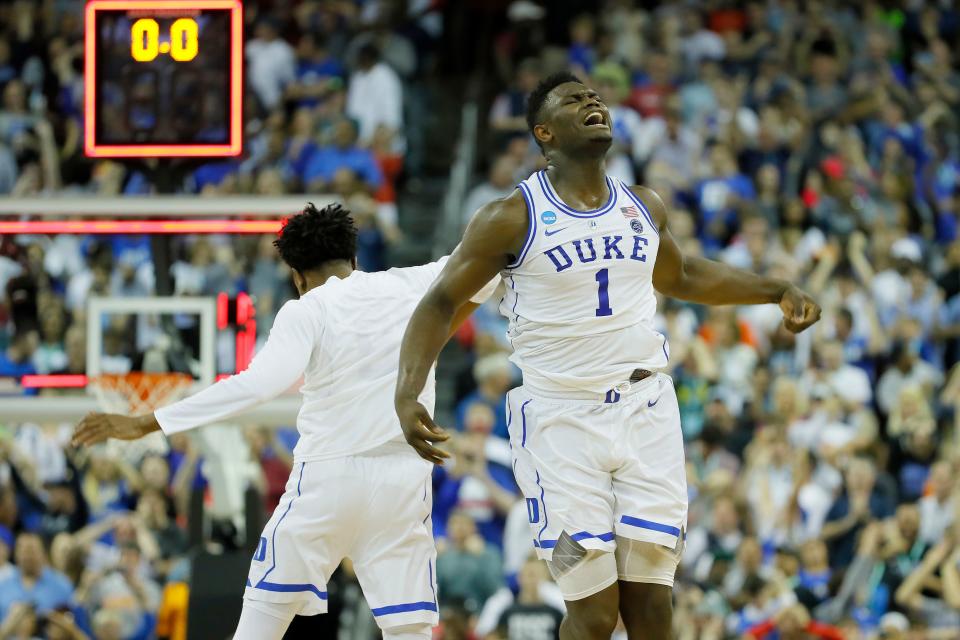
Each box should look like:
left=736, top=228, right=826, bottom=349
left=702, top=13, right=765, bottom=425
left=84, top=0, right=243, bottom=158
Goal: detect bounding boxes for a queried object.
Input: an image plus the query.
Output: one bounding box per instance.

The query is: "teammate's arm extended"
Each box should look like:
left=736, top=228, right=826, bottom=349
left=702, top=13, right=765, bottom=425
left=640, top=185, right=821, bottom=333
left=73, top=300, right=316, bottom=446
left=396, top=193, right=528, bottom=464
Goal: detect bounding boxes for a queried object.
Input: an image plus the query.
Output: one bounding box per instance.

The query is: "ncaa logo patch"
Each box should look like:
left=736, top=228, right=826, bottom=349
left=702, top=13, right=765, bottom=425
left=541, top=210, right=557, bottom=225
left=631, top=219, right=644, bottom=234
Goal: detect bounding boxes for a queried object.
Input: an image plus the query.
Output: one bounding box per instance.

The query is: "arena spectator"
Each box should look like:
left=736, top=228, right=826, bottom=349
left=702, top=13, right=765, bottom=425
left=0, top=533, right=73, bottom=620
left=495, top=558, right=564, bottom=640
left=462, top=155, right=521, bottom=229
left=436, top=511, right=503, bottom=613
left=455, top=353, right=512, bottom=440
left=346, top=44, right=403, bottom=149
left=302, top=118, right=383, bottom=193
left=434, top=414, right=516, bottom=546
left=821, top=458, right=895, bottom=570
left=245, top=19, right=296, bottom=111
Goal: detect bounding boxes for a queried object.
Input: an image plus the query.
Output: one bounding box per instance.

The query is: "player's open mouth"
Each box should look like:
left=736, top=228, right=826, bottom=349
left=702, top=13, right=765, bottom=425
left=582, top=111, right=608, bottom=128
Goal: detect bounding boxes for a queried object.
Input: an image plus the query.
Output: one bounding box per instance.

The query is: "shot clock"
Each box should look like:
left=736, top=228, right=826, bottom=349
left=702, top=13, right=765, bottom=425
left=84, top=0, right=243, bottom=158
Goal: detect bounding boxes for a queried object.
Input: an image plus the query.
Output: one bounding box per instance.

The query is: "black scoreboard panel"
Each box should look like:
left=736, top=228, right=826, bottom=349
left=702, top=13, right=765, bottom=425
left=84, top=0, right=242, bottom=157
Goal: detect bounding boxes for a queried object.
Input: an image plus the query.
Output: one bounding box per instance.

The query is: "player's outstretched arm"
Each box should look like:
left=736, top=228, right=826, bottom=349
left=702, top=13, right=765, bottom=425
left=396, top=193, right=528, bottom=464
left=641, top=185, right=821, bottom=333
left=73, top=298, right=317, bottom=447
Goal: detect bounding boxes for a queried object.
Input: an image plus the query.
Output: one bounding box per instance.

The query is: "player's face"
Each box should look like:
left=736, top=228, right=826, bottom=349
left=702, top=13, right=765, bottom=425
left=536, top=82, right=613, bottom=153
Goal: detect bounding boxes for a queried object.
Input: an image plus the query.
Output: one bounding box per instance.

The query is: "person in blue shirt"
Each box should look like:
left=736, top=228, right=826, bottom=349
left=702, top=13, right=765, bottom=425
left=0, top=533, right=73, bottom=621
left=695, top=144, right=756, bottom=252
left=432, top=421, right=517, bottom=547
left=0, top=332, right=38, bottom=396
left=286, top=33, right=345, bottom=109
left=454, top=353, right=513, bottom=440
left=301, top=118, right=383, bottom=193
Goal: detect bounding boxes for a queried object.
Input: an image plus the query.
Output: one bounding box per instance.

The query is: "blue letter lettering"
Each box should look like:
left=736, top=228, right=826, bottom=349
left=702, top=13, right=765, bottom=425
left=545, top=245, right=574, bottom=272
left=631, top=236, right=649, bottom=262
left=573, top=238, right=597, bottom=263
left=603, top=235, right=624, bottom=260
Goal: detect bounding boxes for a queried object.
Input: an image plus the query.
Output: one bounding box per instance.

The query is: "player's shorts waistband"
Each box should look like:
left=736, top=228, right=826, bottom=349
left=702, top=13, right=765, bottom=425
left=522, top=369, right=660, bottom=404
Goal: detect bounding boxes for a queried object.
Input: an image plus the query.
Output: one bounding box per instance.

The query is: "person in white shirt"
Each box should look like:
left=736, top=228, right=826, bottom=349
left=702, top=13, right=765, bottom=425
left=347, top=44, right=404, bottom=149
left=73, top=203, right=497, bottom=640
left=918, top=461, right=955, bottom=545
left=245, top=20, right=296, bottom=111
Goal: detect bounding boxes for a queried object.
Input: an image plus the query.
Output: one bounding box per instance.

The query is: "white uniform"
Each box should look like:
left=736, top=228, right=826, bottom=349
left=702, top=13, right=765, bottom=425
left=156, top=259, right=496, bottom=629
left=501, top=170, right=687, bottom=564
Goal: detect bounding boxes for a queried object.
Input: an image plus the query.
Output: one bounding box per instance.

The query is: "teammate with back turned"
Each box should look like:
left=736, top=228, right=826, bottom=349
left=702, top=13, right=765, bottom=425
left=394, top=72, right=821, bottom=640
left=73, top=203, right=498, bottom=640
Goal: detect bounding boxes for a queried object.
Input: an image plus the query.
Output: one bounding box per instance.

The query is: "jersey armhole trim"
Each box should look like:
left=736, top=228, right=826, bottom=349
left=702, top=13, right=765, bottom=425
left=618, top=182, right=660, bottom=237
left=506, top=182, right=537, bottom=269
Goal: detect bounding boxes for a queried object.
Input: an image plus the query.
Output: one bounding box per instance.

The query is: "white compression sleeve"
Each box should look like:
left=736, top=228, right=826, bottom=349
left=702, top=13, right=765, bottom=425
left=155, top=299, right=316, bottom=435
left=232, top=599, right=298, bottom=640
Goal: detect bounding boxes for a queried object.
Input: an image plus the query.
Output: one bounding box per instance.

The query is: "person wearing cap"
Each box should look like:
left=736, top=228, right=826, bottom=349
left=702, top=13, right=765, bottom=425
left=876, top=341, right=944, bottom=415
left=853, top=233, right=922, bottom=328
left=592, top=62, right=643, bottom=185
left=877, top=611, right=908, bottom=639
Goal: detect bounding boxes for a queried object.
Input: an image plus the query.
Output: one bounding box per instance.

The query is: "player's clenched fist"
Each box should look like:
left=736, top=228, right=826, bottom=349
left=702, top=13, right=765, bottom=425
left=778, top=285, right=821, bottom=334
left=395, top=397, right=450, bottom=465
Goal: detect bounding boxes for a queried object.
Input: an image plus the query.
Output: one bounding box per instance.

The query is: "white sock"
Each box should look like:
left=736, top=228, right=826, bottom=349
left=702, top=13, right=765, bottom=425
left=382, top=622, right=433, bottom=639
left=232, top=599, right=298, bottom=640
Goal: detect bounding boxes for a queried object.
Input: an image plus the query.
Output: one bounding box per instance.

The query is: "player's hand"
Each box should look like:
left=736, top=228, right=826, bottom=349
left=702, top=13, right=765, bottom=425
left=72, top=413, right=157, bottom=447
left=778, top=285, right=821, bottom=333
left=395, top=398, right=450, bottom=465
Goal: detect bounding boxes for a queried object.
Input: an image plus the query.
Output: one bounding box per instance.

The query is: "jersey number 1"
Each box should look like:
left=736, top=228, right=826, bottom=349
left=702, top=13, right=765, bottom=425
left=595, top=268, right=613, bottom=317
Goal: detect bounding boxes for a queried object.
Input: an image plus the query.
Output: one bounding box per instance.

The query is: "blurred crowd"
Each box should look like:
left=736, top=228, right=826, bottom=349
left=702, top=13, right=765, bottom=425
left=1, top=0, right=960, bottom=639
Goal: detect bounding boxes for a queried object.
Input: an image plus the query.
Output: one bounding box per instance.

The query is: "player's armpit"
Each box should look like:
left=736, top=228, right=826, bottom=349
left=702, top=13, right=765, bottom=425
left=630, top=185, right=687, bottom=298
left=431, top=191, right=529, bottom=308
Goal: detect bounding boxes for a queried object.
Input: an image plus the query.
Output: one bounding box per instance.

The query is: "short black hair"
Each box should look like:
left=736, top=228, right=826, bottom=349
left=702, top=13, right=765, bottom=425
left=274, top=202, right=357, bottom=273
left=525, top=71, right=584, bottom=145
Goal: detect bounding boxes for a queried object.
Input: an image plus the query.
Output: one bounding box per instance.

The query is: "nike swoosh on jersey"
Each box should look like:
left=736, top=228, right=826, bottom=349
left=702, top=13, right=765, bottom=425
left=647, top=396, right=660, bottom=408
left=544, top=226, right=570, bottom=236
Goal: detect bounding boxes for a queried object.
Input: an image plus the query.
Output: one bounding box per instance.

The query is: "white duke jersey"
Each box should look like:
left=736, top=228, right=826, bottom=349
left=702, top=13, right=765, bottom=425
left=156, top=259, right=496, bottom=461
left=499, top=170, right=669, bottom=395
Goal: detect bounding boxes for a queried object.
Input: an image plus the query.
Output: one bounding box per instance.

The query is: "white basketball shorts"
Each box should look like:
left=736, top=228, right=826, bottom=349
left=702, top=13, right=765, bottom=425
left=244, top=442, right=438, bottom=630
left=507, top=373, right=687, bottom=562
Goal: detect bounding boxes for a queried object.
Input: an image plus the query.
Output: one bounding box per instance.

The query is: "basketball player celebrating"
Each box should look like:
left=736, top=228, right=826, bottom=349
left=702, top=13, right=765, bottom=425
left=395, top=73, right=821, bottom=640
left=73, top=204, right=497, bottom=640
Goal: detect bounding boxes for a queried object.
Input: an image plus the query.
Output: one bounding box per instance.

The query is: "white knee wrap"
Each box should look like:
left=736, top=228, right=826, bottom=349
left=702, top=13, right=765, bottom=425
left=615, top=536, right=680, bottom=587
left=382, top=622, right=433, bottom=639
left=549, top=547, right=618, bottom=601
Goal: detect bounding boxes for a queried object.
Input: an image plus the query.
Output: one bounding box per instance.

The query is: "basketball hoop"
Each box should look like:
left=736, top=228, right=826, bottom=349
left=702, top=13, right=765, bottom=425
left=88, top=372, right=195, bottom=415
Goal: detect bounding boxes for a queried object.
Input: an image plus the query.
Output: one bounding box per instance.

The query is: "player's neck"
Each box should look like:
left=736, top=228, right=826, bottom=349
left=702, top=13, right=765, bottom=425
left=545, top=156, right=608, bottom=202
left=302, top=262, right=354, bottom=293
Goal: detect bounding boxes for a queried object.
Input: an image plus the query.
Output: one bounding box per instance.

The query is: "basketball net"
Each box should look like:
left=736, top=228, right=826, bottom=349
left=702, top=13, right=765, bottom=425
left=88, top=372, right=194, bottom=416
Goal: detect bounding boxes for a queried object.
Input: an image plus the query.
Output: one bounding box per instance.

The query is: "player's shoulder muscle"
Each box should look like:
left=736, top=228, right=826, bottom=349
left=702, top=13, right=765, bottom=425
left=627, top=184, right=669, bottom=232
left=461, top=188, right=529, bottom=260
